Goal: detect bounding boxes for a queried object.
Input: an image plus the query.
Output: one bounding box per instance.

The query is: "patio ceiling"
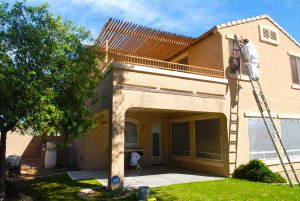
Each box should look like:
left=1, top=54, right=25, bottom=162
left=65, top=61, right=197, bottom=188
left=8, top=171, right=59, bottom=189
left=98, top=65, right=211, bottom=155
left=96, top=18, right=196, bottom=60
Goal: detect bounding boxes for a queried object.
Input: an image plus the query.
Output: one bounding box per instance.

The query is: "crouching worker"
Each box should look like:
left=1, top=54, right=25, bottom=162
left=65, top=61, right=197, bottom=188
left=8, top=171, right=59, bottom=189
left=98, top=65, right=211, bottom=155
left=130, top=151, right=143, bottom=170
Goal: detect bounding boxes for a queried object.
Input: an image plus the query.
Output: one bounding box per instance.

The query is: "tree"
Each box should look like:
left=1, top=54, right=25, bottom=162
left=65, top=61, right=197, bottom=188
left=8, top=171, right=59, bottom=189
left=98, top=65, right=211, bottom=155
left=0, top=1, right=102, bottom=199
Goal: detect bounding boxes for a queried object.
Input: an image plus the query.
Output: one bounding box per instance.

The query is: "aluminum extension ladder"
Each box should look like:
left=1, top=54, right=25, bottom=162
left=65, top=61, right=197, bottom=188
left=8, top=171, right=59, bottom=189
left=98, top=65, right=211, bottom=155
left=233, top=34, right=300, bottom=186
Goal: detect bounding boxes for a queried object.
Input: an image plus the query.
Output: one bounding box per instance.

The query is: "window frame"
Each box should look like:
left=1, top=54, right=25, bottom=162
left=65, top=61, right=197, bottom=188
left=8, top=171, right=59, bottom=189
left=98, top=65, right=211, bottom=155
left=280, top=119, right=300, bottom=158
left=170, top=121, right=191, bottom=157
left=259, top=24, right=279, bottom=45
left=194, top=117, right=222, bottom=161
left=288, top=51, right=300, bottom=85
left=228, top=38, right=248, bottom=76
left=124, top=117, right=140, bottom=149
left=247, top=117, right=277, bottom=161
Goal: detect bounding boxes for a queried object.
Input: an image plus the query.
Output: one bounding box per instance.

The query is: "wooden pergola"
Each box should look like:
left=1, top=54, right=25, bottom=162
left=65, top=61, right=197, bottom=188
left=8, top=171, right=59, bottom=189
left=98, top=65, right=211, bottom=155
left=96, top=18, right=196, bottom=60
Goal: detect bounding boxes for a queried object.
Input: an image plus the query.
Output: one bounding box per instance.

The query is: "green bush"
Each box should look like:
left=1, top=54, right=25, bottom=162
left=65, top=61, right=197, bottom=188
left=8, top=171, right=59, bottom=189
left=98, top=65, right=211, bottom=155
left=233, top=160, right=286, bottom=183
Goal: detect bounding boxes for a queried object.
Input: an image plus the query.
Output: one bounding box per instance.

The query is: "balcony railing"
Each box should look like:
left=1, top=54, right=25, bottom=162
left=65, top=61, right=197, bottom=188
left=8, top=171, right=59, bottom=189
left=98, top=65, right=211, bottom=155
left=100, top=54, right=224, bottom=78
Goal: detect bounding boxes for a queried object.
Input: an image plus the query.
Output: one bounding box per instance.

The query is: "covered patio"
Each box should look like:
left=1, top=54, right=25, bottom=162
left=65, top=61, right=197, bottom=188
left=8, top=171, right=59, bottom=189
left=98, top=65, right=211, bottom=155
left=68, top=165, right=223, bottom=188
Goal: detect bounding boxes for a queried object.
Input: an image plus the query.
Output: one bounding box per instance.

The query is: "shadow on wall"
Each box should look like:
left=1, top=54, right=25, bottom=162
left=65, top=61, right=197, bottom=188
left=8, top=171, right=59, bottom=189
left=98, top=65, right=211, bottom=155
left=22, top=136, right=61, bottom=159
left=21, top=136, right=79, bottom=170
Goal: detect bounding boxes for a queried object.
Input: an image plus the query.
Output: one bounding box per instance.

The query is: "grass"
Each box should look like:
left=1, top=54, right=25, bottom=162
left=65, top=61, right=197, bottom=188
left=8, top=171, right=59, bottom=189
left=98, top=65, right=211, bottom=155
left=150, top=178, right=300, bottom=201
left=10, top=175, right=300, bottom=201
left=11, top=173, right=101, bottom=201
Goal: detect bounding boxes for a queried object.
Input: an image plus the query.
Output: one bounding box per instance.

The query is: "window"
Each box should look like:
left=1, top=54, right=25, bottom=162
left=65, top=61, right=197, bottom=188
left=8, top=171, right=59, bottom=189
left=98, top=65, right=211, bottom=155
left=195, top=118, right=222, bottom=160
left=248, top=118, right=276, bottom=160
left=171, top=122, right=190, bottom=156
left=229, top=39, right=247, bottom=75
left=259, top=24, right=279, bottom=45
left=125, top=120, right=139, bottom=149
left=290, top=55, right=300, bottom=84
left=280, top=119, right=300, bottom=158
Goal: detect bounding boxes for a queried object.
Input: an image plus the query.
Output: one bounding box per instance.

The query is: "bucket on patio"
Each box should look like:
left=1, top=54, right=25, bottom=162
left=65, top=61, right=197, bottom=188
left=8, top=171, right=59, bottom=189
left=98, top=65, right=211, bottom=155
left=138, top=186, right=150, bottom=201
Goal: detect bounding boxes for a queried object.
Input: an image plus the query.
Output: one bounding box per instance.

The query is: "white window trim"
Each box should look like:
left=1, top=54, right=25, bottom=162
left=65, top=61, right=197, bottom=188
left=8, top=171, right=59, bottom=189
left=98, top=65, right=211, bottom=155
left=259, top=24, right=279, bottom=45
left=277, top=114, right=300, bottom=119
left=226, top=33, right=235, bottom=40
left=291, top=84, right=300, bottom=90
left=263, top=157, right=300, bottom=165
left=288, top=51, right=300, bottom=58
left=244, top=111, right=277, bottom=118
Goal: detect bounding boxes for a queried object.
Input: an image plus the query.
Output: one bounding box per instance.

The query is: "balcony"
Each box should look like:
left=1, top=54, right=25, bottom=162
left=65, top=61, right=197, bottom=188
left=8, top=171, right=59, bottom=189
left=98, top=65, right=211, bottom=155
left=100, top=54, right=224, bottom=78
left=96, top=18, right=224, bottom=78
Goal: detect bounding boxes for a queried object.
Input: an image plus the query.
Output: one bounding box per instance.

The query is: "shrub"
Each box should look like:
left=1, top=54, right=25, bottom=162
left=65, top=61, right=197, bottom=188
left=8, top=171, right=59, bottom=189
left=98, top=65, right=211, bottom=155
left=232, top=160, right=286, bottom=183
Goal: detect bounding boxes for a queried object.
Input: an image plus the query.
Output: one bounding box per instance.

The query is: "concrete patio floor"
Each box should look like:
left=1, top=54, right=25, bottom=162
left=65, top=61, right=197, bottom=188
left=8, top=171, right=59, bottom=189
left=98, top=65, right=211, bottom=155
left=68, top=165, right=223, bottom=188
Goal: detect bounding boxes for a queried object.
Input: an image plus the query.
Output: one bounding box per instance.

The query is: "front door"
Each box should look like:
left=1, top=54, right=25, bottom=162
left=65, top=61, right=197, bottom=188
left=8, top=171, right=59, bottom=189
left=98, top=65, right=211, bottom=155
left=151, top=122, right=164, bottom=164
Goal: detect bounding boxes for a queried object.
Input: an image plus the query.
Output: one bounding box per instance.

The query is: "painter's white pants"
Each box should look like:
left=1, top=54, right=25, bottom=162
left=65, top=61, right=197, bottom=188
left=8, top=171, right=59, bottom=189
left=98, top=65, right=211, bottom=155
left=248, top=60, right=259, bottom=79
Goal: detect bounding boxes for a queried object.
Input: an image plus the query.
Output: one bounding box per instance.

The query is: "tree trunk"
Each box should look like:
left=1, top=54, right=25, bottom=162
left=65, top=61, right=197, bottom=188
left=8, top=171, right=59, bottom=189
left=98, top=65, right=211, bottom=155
left=0, top=129, right=8, bottom=201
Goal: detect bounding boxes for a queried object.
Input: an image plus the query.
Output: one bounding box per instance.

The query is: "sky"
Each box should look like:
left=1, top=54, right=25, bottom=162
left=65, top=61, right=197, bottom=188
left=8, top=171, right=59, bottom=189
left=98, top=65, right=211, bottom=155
left=5, top=0, right=300, bottom=42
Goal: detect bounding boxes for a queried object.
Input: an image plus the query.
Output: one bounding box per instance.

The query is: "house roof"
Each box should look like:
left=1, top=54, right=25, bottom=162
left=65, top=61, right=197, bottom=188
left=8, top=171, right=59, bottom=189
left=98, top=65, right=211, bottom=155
left=96, top=18, right=196, bottom=60
left=171, top=15, right=300, bottom=59
left=215, top=14, right=300, bottom=48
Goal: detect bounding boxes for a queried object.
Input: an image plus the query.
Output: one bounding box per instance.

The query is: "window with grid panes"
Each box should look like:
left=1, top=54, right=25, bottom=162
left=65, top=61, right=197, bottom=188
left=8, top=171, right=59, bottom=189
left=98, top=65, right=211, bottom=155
left=280, top=119, right=300, bottom=158
left=248, top=118, right=277, bottom=160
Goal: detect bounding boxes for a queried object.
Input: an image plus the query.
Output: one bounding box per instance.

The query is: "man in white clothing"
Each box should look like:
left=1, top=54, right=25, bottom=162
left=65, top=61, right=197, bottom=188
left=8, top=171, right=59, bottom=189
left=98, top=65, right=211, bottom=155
left=130, top=151, right=143, bottom=170
left=242, top=39, right=260, bottom=81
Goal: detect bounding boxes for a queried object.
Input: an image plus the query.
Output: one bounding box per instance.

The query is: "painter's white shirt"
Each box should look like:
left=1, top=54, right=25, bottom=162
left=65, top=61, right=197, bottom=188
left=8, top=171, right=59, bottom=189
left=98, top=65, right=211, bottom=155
left=244, top=42, right=259, bottom=62
left=130, top=152, right=141, bottom=166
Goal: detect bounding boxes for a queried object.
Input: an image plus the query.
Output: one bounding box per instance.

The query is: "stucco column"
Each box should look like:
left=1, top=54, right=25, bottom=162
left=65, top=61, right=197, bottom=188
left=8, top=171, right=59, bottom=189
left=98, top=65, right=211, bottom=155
left=108, top=107, right=125, bottom=189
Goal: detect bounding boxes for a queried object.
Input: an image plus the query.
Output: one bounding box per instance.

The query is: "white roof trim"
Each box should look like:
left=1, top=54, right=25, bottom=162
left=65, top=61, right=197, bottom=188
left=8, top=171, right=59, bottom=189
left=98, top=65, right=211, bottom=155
left=277, top=114, right=300, bottom=119
left=216, top=15, right=300, bottom=48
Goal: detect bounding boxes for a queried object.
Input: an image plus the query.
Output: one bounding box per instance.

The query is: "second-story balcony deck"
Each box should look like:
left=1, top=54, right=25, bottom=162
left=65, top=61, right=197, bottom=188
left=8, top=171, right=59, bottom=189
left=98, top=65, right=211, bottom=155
left=101, top=54, right=224, bottom=78
left=96, top=18, right=224, bottom=79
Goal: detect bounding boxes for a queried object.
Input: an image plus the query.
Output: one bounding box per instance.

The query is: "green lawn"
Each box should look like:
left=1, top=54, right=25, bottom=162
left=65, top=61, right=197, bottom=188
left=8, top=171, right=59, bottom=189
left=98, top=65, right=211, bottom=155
left=151, top=178, right=300, bottom=201
left=11, top=175, right=300, bottom=201
left=11, top=173, right=100, bottom=201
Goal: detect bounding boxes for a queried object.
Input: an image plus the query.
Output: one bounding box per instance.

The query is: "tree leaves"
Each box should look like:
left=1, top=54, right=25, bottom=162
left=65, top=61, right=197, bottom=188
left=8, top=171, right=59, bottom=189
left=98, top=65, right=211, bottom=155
left=0, top=1, right=102, bottom=144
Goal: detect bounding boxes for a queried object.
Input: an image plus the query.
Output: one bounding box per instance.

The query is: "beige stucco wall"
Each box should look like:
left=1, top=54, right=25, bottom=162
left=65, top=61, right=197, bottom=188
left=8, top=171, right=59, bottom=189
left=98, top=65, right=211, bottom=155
left=217, top=18, right=300, bottom=172
left=77, top=111, right=109, bottom=170
left=188, top=30, right=224, bottom=71
left=6, top=132, right=33, bottom=157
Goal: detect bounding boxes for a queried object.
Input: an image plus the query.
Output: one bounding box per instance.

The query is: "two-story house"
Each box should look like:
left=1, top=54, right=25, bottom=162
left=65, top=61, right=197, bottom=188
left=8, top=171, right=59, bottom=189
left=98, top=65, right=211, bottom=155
left=12, top=15, right=299, bottom=188
left=75, top=15, right=300, bottom=188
